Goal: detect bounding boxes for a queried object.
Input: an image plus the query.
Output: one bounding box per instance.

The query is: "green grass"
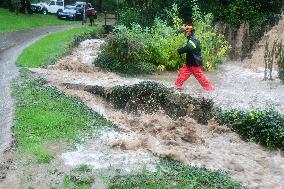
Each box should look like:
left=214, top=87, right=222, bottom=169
left=109, top=159, right=247, bottom=189
left=16, top=27, right=102, bottom=68
left=12, top=71, right=113, bottom=163
left=0, top=8, right=79, bottom=33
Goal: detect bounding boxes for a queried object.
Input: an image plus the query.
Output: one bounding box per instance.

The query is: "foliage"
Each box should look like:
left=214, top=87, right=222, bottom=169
left=118, top=0, right=173, bottom=27
left=97, top=3, right=229, bottom=73
left=101, top=0, right=119, bottom=11
left=118, top=0, right=283, bottom=48
left=215, top=107, right=284, bottom=149
left=64, top=165, right=95, bottom=189
left=16, top=27, right=102, bottom=68
left=0, top=8, right=79, bottom=33
left=109, top=158, right=247, bottom=189
left=12, top=72, right=113, bottom=162
left=96, top=17, right=185, bottom=74
left=191, top=1, right=230, bottom=70
left=199, top=0, right=284, bottom=45
left=95, top=25, right=156, bottom=75
left=117, top=7, right=146, bottom=27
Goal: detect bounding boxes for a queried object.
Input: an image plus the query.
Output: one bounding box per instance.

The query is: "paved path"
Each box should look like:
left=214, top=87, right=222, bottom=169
left=0, top=25, right=79, bottom=155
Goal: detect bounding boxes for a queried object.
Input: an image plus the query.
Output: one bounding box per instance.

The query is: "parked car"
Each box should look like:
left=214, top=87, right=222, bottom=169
left=31, top=2, right=47, bottom=13
left=65, top=1, right=91, bottom=10
left=58, top=2, right=93, bottom=21
left=57, top=8, right=81, bottom=20
left=42, top=0, right=64, bottom=15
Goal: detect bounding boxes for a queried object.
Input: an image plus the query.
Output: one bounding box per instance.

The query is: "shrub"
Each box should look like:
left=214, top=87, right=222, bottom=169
left=191, top=0, right=230, bottom=71
left=95, top=18, right=185, bottom=74
left=117, top=7, right=146, bottom=27
left=215, top=107, right=284, bottom=149
left=96, top=3, right=229, bottom=74
left=95, top=25, right=155, bottom=75
left=199, top=0, right=283, bottom=47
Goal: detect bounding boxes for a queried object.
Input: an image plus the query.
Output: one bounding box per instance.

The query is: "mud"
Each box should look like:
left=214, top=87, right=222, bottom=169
left=49, top=39, right=104, bottom=73
left=54, top=84, right=284, bottom=189
left=245, top=14, right=284, bottom=69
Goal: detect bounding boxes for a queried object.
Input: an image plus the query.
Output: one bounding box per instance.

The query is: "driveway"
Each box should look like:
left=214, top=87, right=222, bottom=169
left=0, top=25, right=80, bottom=155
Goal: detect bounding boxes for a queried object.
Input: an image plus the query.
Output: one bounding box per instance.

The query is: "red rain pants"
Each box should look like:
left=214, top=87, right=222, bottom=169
left=175, top=64, right=214, bottom=91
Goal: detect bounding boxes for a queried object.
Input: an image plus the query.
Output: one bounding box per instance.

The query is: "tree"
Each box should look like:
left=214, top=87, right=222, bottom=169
left=95, top=0, right=102, bottom=11
left=19, top=0, right=32, bottom=14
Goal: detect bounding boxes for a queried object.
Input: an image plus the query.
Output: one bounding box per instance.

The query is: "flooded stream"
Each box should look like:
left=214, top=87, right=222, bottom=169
left=27, top=38, right=284, bottom=188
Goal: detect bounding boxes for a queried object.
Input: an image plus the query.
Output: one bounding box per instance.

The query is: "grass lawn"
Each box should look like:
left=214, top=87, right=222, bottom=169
left=0, top=8, right=79, bottom=33
left=16, top=26, right=102, bottom=68
left=12, top=71, right=113, bottom=163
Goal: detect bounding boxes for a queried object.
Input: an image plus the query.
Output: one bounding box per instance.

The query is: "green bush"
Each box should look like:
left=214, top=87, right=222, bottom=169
left=95, top=25, right=155, bottom=75
left=199, top=0, right=283, bottom=46
left=95, top=19, right=184, bottom=74
left=117, top=7, right=146, bottom=27
left=215, top=107, right=284, bottom=149
left=96, top=3, right=229, bottom=74
left=191, top=1, right=230, bottom=70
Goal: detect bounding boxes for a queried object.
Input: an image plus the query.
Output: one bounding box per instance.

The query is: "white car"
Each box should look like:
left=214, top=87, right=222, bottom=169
left=31, top=2, right=48, bottom=13
left=42, top=0, right=64, bottom=15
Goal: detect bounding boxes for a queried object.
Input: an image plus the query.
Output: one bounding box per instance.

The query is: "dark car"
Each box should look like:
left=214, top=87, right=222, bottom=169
left=58, top=8, right=81, bottom=20
left=58, top=2, right=92, bottom=21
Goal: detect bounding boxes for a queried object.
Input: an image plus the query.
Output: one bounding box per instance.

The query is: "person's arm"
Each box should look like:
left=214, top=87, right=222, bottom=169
left=177, top=39, right=197, bottom=54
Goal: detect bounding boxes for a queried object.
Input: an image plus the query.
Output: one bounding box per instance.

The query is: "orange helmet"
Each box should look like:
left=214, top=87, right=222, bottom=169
left=183, top=25, right=193, bottom=33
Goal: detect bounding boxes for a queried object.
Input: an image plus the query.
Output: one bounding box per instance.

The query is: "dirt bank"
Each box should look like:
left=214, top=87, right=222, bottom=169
left=245, top=15, right=284, bottom=69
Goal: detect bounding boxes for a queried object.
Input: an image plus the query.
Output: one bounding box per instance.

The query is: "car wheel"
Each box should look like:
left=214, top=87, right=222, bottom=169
left=42, top=9, right=47, bottom=15
left=57, top=9, right=63, bottom=15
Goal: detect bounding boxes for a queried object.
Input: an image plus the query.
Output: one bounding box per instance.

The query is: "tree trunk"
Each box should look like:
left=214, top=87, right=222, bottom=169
left=26, top=0, right=32, bottom=14
left=20, top=0, right=25, bottom=13
left=7, top=0, right=14, bottom=12
left=95, top=0, right=102, bottom=12
left=19, top=0, right=32, bottom=14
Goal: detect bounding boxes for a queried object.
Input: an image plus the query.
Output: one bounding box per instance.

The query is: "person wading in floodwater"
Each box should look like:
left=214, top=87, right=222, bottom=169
left=175, top=24, right=214, bottom=92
